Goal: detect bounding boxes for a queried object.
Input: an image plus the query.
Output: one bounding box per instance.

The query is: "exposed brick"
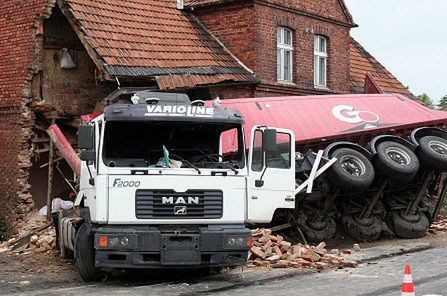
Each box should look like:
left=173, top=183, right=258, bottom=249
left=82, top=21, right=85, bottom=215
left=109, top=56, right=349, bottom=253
left=195, top=0, right=353, bottom=98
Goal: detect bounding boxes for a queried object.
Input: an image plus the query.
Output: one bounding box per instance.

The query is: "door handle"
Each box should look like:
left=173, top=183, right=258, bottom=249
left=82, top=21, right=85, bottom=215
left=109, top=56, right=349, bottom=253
left=251, top=196, right=258, bottom=200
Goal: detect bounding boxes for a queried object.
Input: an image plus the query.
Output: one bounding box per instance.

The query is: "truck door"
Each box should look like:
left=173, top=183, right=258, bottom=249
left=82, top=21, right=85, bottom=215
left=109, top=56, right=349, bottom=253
left=247, top=126, right=296, bottom=223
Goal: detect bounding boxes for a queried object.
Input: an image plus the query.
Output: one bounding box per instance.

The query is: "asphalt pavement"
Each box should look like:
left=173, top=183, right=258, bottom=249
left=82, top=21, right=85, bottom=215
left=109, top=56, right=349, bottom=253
left=3, top=236, right=447, bottom=296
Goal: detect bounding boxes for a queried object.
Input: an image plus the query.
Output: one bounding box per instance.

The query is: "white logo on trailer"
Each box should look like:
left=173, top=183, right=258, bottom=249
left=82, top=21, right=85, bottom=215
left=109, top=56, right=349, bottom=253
left=332, top=105, right=380, bottom=124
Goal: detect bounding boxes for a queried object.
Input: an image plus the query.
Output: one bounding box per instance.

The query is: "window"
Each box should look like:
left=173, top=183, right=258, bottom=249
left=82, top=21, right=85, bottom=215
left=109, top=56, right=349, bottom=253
left=314, top=35, right=328, bottom=87
left=251, top=130, right=264, bottom=172
left=250, top=130, right=291, bottom=171
left=277, top=27, right=293, bottom=82
left=266, top=132, right=291, bottom=169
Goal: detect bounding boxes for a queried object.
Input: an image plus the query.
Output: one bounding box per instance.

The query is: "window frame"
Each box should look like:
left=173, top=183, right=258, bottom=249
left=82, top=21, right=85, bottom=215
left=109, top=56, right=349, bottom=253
left=251, top=129, right=264, bottom=172
left=277, top=27, right=294, bottom=82
left=265, top=132, right=292, bottom=170
left=314, top=35, right=328, bottom=88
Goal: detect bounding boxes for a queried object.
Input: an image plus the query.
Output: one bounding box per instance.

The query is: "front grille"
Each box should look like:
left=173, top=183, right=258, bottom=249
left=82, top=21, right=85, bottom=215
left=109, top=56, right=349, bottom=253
left=135, top=190, right=223, bottom=219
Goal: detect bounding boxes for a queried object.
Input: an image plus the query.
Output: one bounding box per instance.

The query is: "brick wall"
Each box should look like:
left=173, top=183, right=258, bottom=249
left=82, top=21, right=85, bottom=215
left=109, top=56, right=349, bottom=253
left=41, top=7, right=112, bottom=116
left=193, top=0, right=352, bottom=97
left=0, top=0, right=56, bottom=233
left=194, top=2, right=257, bottom=72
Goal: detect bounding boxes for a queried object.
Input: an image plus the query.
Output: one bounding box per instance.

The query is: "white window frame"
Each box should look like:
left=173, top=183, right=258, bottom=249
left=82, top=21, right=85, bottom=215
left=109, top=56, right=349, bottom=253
left=314, top=35, right=328, bottom=87
left=277, top=27, right=293, bottom=82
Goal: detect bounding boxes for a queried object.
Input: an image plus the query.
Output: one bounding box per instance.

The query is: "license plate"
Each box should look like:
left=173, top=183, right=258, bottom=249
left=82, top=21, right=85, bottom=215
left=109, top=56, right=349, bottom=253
left=160, top=234, right=201, bottom=265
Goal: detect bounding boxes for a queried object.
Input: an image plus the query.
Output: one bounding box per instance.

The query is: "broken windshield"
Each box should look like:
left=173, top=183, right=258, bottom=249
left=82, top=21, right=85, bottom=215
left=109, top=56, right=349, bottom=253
left=102, top=121, right=245, bottom=170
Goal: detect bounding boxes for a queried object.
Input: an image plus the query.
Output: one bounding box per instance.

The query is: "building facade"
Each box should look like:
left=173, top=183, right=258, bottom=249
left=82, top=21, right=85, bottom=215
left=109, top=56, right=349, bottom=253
left=0, top=0, right=412, bottom=232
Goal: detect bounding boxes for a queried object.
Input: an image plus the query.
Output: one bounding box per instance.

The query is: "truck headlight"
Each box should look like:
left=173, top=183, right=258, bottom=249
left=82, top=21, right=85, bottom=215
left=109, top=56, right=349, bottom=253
left=95, top=234, right=136, bottom=250
left=223, top=235, right=248, bottom=249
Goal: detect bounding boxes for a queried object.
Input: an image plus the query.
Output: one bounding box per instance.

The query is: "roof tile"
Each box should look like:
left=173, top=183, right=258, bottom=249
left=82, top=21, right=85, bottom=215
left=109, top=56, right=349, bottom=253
left=350, top=37, right=412, bottom=96
left=62, top=0, right=256, bottom=88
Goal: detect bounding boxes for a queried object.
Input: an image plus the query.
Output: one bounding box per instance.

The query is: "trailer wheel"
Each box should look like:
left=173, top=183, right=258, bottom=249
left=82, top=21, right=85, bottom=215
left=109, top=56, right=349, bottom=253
left=75, top=223, right=103, bottom=282
left=386, top=210, right=429, bottom=239
left=417, top=136, right=447, bottom=171
left=299, top=216, right=336, bottom=243
left=375, top=141, right=419, bottom=182
left=327, top=148, right=375, bottom=192
left=342, top=215, right=382, bottom=242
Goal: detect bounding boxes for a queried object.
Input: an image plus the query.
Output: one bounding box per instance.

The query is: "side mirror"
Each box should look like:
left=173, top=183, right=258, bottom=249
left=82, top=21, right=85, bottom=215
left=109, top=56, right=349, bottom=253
left=78, top=125, right=94, bottom=150
left=263, top=129, right=277, bottom=153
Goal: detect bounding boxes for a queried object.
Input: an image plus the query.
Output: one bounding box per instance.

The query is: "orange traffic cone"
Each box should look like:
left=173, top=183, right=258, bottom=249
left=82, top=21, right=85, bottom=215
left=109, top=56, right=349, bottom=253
left=402, top=265, right=415, bottom=296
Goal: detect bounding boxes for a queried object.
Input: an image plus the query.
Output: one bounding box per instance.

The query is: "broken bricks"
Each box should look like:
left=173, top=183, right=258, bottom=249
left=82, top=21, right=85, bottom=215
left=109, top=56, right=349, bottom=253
left=248, top=228, right=358, bottom=270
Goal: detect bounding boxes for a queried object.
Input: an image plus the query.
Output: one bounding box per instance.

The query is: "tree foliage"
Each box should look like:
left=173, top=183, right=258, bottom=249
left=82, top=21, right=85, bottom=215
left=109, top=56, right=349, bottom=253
left=438, top=95, right=447, bottom=111
left=417, top=93, right=434, bottom=108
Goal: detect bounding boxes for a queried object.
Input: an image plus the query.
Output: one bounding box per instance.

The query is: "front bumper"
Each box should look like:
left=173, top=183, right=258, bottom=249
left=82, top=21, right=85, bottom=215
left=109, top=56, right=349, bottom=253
left=94, top=225, right=250, bottom=269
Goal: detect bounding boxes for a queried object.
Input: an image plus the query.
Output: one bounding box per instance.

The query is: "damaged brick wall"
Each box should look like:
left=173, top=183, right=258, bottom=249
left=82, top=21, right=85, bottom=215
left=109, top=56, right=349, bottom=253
left=40, top=7, right=113, bottom=116
left=0, top=0, right=57, bottom=234
left=0, top=2, right=113, bottom=234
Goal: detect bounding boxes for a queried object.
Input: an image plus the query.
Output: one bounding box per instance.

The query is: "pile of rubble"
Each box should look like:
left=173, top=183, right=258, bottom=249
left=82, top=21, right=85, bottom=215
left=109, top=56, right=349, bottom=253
left=248, top=228, right=358, bottom=269
left=429, top=215, right=447, bottom=233
left=0, top=211, right=56, bottom=254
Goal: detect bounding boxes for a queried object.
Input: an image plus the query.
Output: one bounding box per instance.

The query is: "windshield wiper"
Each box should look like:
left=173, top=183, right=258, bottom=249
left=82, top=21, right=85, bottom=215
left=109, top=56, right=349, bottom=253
left=170, top=154, right=202, bottom=175
left=198, top=151, right=239, bottom=175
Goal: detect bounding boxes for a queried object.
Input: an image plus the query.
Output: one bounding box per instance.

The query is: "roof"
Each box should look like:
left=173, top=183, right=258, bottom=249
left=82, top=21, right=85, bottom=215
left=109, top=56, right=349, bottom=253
left=58, top=0, right=257, bottom=89
left=350, top=37, right=414, bottom=97
left=186, top=0, right=356, bottom=27
left=217, top=94, right=447, bottom=151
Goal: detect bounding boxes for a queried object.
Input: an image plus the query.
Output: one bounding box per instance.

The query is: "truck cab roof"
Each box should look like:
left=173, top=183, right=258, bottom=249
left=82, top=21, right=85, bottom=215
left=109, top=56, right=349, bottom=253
left=104, top=91, right=245, bottom=125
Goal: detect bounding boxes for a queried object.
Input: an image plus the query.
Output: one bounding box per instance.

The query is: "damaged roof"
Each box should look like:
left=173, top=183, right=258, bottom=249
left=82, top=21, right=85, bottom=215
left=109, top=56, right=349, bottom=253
left=58, top=0, right=257, bottom=89
left=350, top=37, right=414, bottom=97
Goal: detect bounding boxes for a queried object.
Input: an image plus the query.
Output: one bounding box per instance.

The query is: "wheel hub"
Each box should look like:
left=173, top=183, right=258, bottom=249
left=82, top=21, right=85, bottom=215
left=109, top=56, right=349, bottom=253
left=428, top=140, right=447, bottom=155
left=340, top=155, right=366, bottom=176
left=353, top=215, right=374, bottom=227
left=385, top=147, right=410, bottom=165
left=399, top=210, right=420, bottom=223
left=307, top=219, right=327, bottom=231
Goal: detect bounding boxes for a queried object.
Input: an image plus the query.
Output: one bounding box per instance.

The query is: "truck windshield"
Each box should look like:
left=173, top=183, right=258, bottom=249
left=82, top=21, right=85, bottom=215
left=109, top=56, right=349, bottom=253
left=102, top=121, right=245, bottom=170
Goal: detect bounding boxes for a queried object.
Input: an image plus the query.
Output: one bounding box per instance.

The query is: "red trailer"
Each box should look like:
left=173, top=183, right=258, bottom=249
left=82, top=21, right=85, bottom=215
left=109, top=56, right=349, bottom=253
left=218, top=94, right=447, bottom=242
left=218, top=93, right=447, bottom=151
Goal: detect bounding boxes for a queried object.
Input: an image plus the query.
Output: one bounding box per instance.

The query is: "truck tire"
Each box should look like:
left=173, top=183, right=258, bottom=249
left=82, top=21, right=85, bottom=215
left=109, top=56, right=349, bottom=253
left=299, top=217, right=336, bottom=243
left=75, top=223, right=103, bottom=282
left=374, top=141, right=419, bottom=182
left=417, top=136, right=447, bottom=171
left=326, top=148, right=375, bottom=192
left=386, top=210, right=429, bottom=239
left=342, top=215, right=382, bottom=242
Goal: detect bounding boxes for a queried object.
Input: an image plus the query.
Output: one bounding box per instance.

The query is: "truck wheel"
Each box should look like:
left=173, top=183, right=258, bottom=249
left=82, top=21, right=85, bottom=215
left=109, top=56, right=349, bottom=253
left=299, top=217, right=336, bottom=243
left=342, top=215, right=382, bottom=242
left=374, top=141, right=419, bottom=182
left=417, top=136, right=447, bottom=171
left=75, top=223, right=103, bottom=282
left=386, top=210, right=429, bottom=239
left=327, top=148, right=375, bottom=192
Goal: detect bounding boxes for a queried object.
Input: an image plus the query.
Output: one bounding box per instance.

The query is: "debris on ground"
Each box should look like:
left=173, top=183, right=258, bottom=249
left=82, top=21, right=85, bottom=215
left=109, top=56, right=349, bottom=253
left=248, top=228, right=358, bottom=269
left=429, top=216, right=447, bottom=233
left=0, top=211, right=56, bottom=254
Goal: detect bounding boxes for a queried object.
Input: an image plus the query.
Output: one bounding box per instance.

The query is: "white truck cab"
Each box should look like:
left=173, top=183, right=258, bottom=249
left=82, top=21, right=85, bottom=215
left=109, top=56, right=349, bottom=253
left=62, top=92, right=296, bottom=281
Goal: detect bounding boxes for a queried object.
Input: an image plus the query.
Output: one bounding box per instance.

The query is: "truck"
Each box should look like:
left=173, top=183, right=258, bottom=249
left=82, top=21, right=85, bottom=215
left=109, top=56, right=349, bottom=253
left=57, top=90, right=447, bottom=281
